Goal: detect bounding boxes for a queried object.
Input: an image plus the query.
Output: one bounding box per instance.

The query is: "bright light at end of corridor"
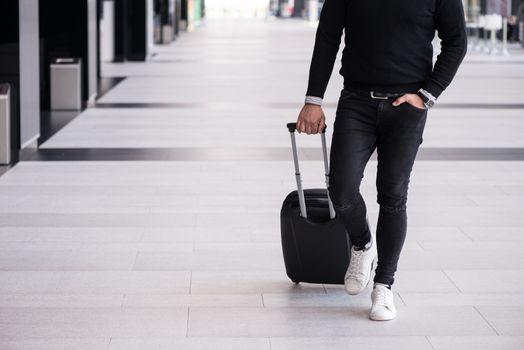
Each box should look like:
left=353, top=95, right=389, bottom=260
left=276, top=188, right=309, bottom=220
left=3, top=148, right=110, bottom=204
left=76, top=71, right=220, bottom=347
left=206, top=0, right=270, bottom=19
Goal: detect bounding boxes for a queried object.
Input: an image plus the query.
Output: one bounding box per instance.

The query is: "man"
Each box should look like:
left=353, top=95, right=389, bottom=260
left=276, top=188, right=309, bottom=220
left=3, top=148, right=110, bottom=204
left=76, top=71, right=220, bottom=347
left=296, top=0, right=467, bottom=321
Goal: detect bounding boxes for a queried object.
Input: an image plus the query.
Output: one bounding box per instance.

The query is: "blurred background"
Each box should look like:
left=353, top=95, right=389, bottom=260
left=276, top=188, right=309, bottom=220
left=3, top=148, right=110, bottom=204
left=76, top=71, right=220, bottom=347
left=1, top=0, right=524, bottom=166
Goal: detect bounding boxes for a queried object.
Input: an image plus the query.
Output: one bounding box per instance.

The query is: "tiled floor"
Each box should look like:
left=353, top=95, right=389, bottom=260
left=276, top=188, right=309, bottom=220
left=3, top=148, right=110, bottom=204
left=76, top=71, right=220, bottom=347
left=0, top=18, right=523, bottom=349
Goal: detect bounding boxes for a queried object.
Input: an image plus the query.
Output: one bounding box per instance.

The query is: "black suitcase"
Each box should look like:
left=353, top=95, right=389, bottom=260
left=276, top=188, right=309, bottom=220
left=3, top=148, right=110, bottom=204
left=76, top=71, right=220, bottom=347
left=280, top=122, right=351, bottom=285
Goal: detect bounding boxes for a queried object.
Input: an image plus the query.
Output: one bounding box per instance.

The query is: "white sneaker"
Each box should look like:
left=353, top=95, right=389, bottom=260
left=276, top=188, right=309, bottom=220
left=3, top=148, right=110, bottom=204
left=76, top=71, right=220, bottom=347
left=344, top=235, right=376, bottom=295
left=370, top=283, right=397, bottom=321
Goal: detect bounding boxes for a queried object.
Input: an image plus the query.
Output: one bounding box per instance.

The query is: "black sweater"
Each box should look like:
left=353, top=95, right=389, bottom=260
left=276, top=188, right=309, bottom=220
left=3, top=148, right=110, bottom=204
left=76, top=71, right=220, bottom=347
left=306, top=0, right=468, bottom=99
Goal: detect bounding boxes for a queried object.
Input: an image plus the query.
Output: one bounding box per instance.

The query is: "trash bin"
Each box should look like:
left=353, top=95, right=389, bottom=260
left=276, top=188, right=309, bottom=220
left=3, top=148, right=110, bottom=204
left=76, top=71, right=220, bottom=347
left=162, top=25, right=174, bottom=44
left=0, top=83, right=10, bottom=165
left=50, top=58, right=82, bottom=110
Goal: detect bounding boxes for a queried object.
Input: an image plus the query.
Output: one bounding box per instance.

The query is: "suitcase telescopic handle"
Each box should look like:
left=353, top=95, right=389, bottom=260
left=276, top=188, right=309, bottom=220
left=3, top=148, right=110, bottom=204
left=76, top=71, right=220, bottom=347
left=286, top=123, right=336, bottom=220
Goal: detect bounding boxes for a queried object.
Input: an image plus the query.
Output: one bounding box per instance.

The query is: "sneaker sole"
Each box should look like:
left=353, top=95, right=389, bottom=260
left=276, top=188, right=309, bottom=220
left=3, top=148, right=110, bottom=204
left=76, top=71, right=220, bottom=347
left=369, top=313, right=397, bottom=321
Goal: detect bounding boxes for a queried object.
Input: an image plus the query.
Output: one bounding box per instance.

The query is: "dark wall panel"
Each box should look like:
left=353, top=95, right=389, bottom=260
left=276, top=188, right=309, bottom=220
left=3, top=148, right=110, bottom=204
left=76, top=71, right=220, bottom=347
left=39, top=0, right=89, bottom=108
left=127, top=0, right=148, bottom=61
left=114, top=0, right=149, bottom=62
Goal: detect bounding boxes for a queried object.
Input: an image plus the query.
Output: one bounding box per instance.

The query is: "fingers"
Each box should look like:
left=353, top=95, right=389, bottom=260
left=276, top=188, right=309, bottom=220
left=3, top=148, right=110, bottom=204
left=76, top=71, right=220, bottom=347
left=296, top=118, right=303, bottom=134
left=297, top=120, right=321, bottom=134
left=320, top=115, right=327, bottom=133
left=317, top=115, right=326, bottom=134
left=392, top=95, right=408, bottom=106
left=297, top=119, right=315, bottom=134
left=306, top=117, right=324, bottom=134
left=393, top=94, right=426, bottom=109
left=305, top=124, right=313, bottom=135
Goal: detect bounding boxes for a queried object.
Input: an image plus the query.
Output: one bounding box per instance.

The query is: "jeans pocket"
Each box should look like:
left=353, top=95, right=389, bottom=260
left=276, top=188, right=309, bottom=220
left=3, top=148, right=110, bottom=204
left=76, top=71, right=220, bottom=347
left=404, top=101, right=427, bottom=113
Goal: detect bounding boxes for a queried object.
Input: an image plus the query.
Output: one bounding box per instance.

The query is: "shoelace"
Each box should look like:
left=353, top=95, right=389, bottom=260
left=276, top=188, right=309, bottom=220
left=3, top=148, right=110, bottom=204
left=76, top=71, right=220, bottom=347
left=346, top=249, right=364, bottom=280
left=373, top=287, right=393, bottom=309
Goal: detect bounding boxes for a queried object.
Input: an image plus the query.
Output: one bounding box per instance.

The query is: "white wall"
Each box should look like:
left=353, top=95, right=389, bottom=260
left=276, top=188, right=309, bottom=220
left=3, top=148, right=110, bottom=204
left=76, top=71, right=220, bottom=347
left=206, top=0, right=270, bottom=19
left=147, top=0, right=154, bottom=58
left=87, top=0, right=98, bottom=103
left=19, top=0, right=40, bottom=148
left=100, top=0, right=115, bottom=62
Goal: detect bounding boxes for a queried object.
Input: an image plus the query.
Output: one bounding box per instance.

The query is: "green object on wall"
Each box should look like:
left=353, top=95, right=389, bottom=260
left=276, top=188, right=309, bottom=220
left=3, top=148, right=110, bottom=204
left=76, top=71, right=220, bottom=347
left=194, top=0, right=202, bottom=24
left=187, top=0, right=203, bottom=31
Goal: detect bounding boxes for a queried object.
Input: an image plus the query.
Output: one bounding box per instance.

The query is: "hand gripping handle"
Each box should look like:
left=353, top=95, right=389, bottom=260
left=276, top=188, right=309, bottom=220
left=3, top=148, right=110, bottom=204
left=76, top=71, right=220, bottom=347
left=286, top=122, right=326, bottom=134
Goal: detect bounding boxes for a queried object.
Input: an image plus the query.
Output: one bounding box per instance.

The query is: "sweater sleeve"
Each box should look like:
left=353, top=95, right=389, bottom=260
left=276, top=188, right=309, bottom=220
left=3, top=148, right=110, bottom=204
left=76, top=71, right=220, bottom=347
left=421, top=0, right=468, bottom=99
left=305, top=0, right=346, bottom=99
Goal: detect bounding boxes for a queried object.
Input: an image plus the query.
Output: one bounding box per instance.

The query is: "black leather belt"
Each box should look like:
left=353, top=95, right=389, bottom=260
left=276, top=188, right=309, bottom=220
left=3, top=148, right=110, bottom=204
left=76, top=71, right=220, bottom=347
left=345, top=87, right=407, bottom=100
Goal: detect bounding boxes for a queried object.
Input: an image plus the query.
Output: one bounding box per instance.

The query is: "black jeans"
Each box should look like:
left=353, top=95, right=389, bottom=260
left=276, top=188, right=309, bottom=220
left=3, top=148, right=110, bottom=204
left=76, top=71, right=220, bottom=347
left=328, top=88, right=428, bottom=286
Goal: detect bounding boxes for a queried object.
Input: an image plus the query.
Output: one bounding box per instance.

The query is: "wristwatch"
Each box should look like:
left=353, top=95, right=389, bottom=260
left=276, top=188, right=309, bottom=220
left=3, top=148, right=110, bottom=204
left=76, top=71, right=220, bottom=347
left=417, top=88, right=436, bottom=109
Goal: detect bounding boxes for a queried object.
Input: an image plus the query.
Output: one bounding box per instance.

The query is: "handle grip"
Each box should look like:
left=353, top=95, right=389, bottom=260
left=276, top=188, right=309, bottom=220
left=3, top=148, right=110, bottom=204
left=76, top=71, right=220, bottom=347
left=287, top=122, right=326, bottom=134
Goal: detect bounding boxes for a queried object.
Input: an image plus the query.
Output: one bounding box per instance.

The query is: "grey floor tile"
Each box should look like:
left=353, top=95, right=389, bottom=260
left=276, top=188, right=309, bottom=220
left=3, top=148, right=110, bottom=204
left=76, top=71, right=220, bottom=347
left=398, top=292, right=524, bottom=307
left=477, top=306, right=524, bottom=335
left=0, top=338, right=111, bottom=350
left=460, top=226, right=524, bottom=241
left=0, top=251, right=137, bottom=271
left=193, top=242, right=281, bottom=252
left=133, top=251, right=283, bottom=271
left=108, top=337, right=271, bottom=350
left=0, top=213, right=196, bottom=228
left=0, top=271, right=64, bottom=293
left=27, top=227, right=145, bottom=243
left=141, top=228, right=196, bottom=243
left=56, top=271, right=191, bottom=294
left=0, top=229, right=35, bottom=242
left=123, top=293, right=263, bottom=308
left=195, top=212, right=278, bottom=229
left=404, top=227, right=472, bottom=242
left=190, top=271, right=325, bottom=294
left=0, top=293, right=123, bottom=307
left=427, top=336, right=524, bottom=350
left=444, top=270, right=524, bottom=293
left=77, top=242, right=194, bottom=253
left=262, top=288, right=401, bottom=308
left=187, top=306, right=495, bottom=337
left=0, top=307, right=188, bottom=338
left=364, top=271, right=459, bottom=293
left=250, top=228, right=281, bottom=242
left=270, top=336, right=433, bottom=350
left=396, top=241, right=524, bottom=270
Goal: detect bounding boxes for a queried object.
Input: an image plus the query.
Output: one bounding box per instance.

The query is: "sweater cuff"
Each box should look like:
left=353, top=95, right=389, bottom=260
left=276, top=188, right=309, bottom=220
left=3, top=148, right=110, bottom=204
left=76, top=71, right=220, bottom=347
left=420, top=80, right=444, bottom=99
left=305, top=95, right=323, bottom=106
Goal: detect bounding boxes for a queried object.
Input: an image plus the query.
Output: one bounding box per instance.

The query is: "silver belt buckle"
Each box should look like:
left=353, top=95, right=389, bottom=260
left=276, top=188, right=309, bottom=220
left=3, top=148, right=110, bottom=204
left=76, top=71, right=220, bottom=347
left=370, top=91, right=388, bottom=100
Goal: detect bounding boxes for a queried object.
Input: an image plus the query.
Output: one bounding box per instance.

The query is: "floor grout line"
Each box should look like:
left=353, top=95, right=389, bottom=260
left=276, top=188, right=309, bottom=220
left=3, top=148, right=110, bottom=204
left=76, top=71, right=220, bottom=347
left=397, top=292, right=408, bottom=307
left=185, top=306, right=190, bottom=337
left=189, top=271, right=193, bottom=295
left=474, top=305, right=501, bottom=336
left=441, top=269, right=463, bottom=293
left=425, top=335, right=437, bottom=350
left=458, top=226, right=476, bottom=242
